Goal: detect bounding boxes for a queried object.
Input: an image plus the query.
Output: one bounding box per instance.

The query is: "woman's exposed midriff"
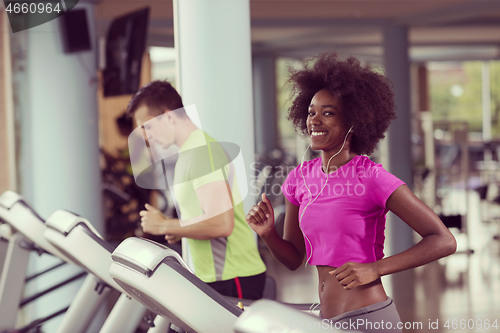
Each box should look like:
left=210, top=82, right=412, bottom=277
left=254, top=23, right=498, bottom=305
left=317, top=265, right=388, bottom=319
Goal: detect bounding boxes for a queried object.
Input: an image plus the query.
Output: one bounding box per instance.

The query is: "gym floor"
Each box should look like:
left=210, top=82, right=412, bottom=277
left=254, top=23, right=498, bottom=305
left=397, top=191, right=500, bottom=333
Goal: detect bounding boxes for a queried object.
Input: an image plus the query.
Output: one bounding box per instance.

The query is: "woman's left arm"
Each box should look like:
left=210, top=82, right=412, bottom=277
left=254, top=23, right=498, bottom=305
left=333, top=184, right=456, bottom=289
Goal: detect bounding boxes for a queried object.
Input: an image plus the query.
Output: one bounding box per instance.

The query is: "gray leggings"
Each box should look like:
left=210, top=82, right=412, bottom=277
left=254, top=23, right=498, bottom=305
left=326, top=297, right=402, bottom=333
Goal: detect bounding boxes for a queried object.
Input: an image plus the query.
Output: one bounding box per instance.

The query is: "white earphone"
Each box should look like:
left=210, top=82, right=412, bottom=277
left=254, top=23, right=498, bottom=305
left=299, top=126, right=353, bottom=265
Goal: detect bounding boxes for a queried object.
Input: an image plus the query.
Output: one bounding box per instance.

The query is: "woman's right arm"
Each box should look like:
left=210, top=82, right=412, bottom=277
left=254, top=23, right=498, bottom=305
left=247, top=194, right=305, bottom=270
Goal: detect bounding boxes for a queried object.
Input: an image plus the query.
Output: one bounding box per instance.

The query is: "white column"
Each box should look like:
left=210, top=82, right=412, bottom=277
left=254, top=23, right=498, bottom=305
left=14, top=3, right=103, bottom=331
left=173, top=0, right=255, bottom=208
left=20, top=5, right=102, bottom=229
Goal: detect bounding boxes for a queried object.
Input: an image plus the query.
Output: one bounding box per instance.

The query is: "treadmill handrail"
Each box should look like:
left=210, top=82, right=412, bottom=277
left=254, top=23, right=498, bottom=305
left=110, top=237, right=244, bottom=318
left=0, top=191, right=45, bottom=222
left=45, top=210, right=102, bottom=238
left=162, top=256, right=243, bottom=317
left=111, top=237, right=192, bottom=275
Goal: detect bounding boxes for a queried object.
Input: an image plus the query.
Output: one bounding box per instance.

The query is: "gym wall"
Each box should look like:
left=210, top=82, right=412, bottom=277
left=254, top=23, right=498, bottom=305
left=97, top=52, right=151, bottom=156
left=0, top=11, right=15, bottom=193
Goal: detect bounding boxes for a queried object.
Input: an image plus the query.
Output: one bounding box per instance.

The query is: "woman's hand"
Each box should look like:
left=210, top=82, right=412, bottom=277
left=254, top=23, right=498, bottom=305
left=246, top=193, right=275, bottom=237
left=139, top=203, right=169, bottom=235
left=330, top=261, right=380, bottom=290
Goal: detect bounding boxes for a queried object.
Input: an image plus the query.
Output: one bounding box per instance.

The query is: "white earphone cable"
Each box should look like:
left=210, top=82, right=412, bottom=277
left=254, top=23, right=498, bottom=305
left=299, top=127, right=352, bottom=266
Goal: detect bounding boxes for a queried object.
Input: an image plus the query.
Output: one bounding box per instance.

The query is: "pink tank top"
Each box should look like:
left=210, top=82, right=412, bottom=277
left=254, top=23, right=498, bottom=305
left=281, top=155, right=405, bottom=267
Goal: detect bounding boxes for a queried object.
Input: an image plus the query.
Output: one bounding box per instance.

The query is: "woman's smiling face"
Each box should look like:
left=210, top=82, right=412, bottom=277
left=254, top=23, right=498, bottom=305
left=307, top=89, right=350, bottom=153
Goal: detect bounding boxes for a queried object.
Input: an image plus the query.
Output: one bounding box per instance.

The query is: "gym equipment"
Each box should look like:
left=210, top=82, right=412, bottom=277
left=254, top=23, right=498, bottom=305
left=0, top=191, right=72, bottom=261
left=0, top=191, right=85, bottom=332
left=109, top=236, right=243, bottom=333
left=0, top=222, right=12, bottom=278
left=110, top=237, right=359, bottom=332
left=234, top=299, right=357, bottom=332
left=44, top=209, right=147, bottom=333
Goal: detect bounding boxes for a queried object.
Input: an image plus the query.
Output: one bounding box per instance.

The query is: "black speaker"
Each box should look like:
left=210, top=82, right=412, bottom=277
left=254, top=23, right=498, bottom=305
left=60, top=8, right=92, bottom=53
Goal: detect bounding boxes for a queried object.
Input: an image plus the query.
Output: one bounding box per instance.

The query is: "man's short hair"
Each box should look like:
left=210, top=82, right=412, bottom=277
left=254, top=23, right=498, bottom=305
left=127, top=80, right=184, bottom=117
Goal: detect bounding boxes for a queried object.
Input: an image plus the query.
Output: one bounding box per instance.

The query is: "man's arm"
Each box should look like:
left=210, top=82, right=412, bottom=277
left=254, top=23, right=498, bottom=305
left=140, top=180, right=235, bottom=239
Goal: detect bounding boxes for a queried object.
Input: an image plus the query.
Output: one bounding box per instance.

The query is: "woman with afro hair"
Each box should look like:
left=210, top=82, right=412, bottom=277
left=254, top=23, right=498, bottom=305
left=247, top=53, right=456, bottom=332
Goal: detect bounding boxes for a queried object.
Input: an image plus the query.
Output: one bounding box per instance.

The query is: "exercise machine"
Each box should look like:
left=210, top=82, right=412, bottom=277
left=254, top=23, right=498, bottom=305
left=0, top=191, right=85, bottom=332
left=0, top=221, right=11, bottom=278
left=44, top=209, right=148, bottom=333
left=234, top=299, right=359, bottom=333
left=109, top=237, right=346, bottom=332
left=109, top=236, right=242, bottom=333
